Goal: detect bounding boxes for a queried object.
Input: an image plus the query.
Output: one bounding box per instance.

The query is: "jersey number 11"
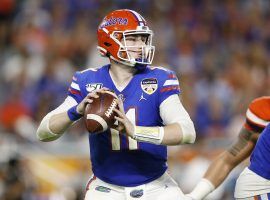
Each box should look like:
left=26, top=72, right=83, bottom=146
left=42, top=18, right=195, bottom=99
left=110, top=108, right=138, bottom=150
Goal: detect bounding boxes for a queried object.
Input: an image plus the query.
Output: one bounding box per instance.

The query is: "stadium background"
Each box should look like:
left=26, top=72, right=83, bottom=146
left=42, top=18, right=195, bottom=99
left=0, top=0, right=269, bottom=199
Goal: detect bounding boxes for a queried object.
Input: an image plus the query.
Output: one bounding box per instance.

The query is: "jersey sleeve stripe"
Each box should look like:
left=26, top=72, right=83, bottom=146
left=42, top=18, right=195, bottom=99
left=68, top=88, right=81, bottom=95
left=71, top=82, right=80, bottom=91
left=160, top=85, right=180, bottom=93
left=163, top=80, right=179, bottom=86
left=246, top=109, right=269, bottom=127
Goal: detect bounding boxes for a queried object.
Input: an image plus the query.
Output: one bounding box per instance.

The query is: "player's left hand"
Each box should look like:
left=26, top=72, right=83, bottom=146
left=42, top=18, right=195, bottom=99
left=113, top=99, right=135, bottom=138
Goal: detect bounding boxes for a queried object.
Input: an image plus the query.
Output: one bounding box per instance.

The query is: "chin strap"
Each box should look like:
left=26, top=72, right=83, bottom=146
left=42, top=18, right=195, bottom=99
left=134, top=63, right=147, bottom=71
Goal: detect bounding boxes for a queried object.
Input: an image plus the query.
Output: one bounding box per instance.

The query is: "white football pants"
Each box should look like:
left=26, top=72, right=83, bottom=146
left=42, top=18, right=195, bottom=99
left=84, top=172, right=185, bottom=200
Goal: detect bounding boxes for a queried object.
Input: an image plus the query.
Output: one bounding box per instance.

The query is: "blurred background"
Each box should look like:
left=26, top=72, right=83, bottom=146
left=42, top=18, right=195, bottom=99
left=0, top=0, right=269, bottom=199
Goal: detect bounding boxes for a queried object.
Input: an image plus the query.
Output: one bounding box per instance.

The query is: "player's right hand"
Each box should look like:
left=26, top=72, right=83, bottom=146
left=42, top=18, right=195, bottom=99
left=113, top=98, right=135, bottom=137
left=76, top=87, right=109, bottom=115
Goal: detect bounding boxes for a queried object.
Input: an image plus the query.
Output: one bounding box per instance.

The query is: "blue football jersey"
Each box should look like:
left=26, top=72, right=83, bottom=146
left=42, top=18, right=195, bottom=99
left=67, top=64, right=181, bottom=186
left=249, top=124, right=270, bottom=180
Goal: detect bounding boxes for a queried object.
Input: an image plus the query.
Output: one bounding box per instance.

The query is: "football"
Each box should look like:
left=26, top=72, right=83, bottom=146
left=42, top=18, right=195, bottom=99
left=84, top=90, right=119, bottom=133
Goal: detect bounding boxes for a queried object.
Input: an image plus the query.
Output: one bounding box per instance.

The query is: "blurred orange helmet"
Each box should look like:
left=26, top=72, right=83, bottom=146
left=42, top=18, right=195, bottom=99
left=97, top=9, right=155, bottom=67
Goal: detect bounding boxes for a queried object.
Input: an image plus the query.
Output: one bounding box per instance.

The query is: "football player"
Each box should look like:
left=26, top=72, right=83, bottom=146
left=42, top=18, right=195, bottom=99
left=235, top=122, right=270, bottom=200
left=36, top=9, right=196, bottom=200
left=185, top=96, right=270, bottom=200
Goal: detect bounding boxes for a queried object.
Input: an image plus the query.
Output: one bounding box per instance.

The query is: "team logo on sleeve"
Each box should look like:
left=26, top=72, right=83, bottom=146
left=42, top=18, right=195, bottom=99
left=141, top=78, right=158, bottom=95
left=86, top=83, right=103, bottom=92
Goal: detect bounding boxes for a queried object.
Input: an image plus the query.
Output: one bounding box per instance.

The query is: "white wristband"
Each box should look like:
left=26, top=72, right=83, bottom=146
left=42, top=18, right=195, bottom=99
left=187, top=179, right=215, bottom=200
left=132, top=126, right=164, bottom=145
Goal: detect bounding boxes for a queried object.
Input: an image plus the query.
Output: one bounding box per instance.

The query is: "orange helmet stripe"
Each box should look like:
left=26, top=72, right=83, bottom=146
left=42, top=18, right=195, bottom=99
left=128, top=9, right=146, bottom=26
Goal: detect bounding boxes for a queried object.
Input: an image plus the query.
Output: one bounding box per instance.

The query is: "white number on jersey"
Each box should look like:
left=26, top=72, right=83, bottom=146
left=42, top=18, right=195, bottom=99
left=110, top=108, right=138, bottom=150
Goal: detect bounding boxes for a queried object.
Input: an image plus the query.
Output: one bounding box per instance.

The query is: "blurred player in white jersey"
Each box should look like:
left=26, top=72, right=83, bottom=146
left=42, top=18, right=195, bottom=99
left=185, top=96, right=270, bottom=200
left=36, top=9, right=196, bottom=200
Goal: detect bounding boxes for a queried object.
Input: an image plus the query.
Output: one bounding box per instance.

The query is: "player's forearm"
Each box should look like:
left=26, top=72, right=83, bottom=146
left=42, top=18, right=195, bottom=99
left=37, top=112, right=74, bottom=142
left=131, top=122, right=195, bottom=146
left=203, top=136, right=255, bottom=186
left=49, top=112, right=74, bottom=134
left=162, top=122, right=195, bottom=145
left=161, top=123, right=182, bottom=145
left=188, top=152, right=236, bottom=200
left=203, top=151, right=235, bottom=187
left=36, top=96, right=81, bottom=142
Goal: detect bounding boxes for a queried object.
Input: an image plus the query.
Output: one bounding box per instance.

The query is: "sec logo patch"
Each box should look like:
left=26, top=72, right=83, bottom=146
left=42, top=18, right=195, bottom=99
left=141, top=78, right=158, bottom=95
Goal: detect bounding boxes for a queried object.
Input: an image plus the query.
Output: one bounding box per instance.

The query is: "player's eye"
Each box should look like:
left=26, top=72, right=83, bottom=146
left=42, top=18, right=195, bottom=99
left=141, top=36, right=148, bottom=43
left=126, top=37, right=136, bottom=42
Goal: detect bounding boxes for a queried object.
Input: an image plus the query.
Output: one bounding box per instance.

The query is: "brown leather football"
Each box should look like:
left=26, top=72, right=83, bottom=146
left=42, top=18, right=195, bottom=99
left=84, top=90, right=119, bottom=133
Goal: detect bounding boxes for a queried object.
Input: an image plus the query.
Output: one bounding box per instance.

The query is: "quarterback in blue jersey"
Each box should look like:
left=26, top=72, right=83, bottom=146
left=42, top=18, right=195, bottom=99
left=37, top=9, right=196, bottom=200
